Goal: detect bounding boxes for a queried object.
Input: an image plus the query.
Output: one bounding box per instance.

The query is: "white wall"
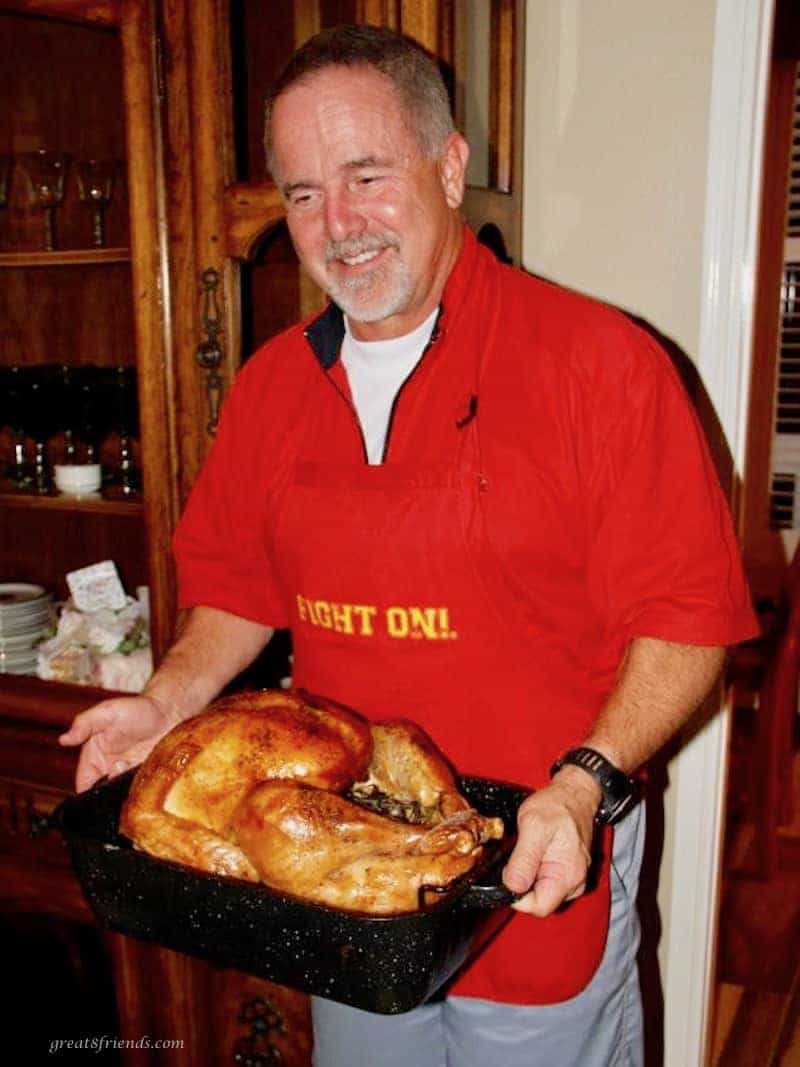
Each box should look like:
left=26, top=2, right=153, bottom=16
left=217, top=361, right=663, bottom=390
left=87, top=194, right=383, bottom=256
left=521, top=2, right=772, bottom=1063
left=522, top=0, right=715, bottom=354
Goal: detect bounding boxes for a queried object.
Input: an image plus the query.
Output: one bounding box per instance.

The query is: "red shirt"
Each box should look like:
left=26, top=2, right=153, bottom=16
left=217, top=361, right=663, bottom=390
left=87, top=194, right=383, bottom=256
left=176, top=227, right=756, bottom=666
left=173, top=227, right=757, bottom=1003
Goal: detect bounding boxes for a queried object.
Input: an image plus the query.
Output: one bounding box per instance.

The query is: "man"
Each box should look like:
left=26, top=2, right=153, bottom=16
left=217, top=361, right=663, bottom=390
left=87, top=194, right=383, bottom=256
left=60, top=25, right=757, bottom=1067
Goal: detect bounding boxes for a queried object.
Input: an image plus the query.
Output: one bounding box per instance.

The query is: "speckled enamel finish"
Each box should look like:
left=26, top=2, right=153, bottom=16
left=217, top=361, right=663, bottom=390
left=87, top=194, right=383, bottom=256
left=56, top=773, right=529, bottom=1014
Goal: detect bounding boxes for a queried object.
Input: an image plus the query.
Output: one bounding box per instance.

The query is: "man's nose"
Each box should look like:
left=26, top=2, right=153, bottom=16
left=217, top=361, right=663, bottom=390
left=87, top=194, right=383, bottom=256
left=324, top=190, right=366, bottom=242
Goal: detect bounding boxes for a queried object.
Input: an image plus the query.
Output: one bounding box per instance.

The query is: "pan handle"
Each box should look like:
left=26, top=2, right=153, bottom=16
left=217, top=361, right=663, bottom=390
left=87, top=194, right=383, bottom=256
left=458, top=872, right=521, bottom=910
left=453, top=839, right=523, bottom=910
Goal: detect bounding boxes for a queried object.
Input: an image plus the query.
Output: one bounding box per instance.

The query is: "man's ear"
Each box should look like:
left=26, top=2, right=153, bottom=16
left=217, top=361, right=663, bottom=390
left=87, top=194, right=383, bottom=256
left=439, top=133, right=470, bottom=209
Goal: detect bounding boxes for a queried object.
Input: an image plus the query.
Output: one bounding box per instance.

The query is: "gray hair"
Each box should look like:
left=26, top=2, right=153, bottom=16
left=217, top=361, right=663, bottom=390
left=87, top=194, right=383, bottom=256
left=264, top=24, right=455, bottom=176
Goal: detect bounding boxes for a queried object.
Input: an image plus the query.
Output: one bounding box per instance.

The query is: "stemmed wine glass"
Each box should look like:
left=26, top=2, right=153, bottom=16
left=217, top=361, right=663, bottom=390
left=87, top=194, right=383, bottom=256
left=0, top=366, right=33, bottom=488
left=75, top=159, right=116, bottom=248
left=55, top=363, right=81, bottom=464
left=73, top=365, right=107, bottom=465
left=107, top=365, right=139, bottom=495
left=22, top=365, right=59, bottom=493
left=19, top=150, right=71, bottom=252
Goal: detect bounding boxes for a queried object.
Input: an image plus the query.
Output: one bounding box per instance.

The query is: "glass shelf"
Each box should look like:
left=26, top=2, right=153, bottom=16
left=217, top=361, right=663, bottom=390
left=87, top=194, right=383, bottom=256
left=0, top=248, right=130, bottom=268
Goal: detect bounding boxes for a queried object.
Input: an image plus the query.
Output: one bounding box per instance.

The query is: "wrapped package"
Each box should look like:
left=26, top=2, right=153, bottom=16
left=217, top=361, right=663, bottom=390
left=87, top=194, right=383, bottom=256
left=37, top=592, right=152, bottom=692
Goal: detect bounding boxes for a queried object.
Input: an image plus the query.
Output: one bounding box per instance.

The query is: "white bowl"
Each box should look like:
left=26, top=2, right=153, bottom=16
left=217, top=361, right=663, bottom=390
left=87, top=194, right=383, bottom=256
left=54, top=463, right=102, bottom=496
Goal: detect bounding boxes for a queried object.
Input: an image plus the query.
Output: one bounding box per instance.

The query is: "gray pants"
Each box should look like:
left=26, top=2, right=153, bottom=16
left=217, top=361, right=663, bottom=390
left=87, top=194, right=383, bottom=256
left=312, top=803, right=646, bottom=1067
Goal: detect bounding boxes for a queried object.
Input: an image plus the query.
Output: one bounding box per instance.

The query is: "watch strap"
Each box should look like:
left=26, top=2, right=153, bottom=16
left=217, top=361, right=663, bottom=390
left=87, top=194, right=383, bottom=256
left=550, top=746, right=638, bottom=825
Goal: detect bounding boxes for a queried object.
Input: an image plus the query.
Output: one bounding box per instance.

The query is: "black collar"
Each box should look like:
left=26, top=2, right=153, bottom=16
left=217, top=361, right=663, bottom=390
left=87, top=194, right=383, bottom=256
left=304, top=301, right=448, bottom=369
left=304, top=303, right=345, bottom=369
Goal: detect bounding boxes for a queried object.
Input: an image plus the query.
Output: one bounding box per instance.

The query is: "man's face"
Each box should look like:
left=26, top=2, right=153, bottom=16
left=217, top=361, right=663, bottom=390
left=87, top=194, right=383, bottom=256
left=270, top=66, right=468, bottom=339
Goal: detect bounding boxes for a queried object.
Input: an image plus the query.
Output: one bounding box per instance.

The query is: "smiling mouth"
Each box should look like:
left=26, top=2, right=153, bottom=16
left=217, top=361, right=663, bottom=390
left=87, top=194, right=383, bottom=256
left=327, top=238, right=398, bottom=272
left=340, top=248, right=382, bottom=267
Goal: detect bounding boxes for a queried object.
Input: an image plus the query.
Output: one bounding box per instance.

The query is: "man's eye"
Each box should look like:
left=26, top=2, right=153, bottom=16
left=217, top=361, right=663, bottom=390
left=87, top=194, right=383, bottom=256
left=287, top=189, right=318, bottom=207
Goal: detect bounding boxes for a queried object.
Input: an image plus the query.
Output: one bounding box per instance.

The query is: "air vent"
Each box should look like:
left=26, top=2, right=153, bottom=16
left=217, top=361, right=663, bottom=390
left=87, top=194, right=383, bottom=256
left=788, top=66, right=800, bottom=237
left=775, top=263, right=800, bottom=434
left=770, top=471, right=796, bottom=528
left=768, top=62, right=800, bottom=528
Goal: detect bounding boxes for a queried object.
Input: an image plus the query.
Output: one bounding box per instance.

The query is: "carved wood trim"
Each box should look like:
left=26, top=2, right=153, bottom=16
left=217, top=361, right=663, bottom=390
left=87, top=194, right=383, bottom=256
left=293, top=0, right=320, bottom=44
left=459, top=0, right=524, bottom=264
left=355, top=0, right=400, bottom=29
left=0, top=778, right=64, bottom=837
left=223, top=182, right=285, bottom=261
left=120, top=0, right=180, bottom=660
left=161, top=0, right=242, bottom=501
left=158, top=0, right=205, bottom=508
left=104, top=934, right=158, bottom=1067
left=186, top=0, right=239, bottom=381
left=0, top=0, right=119, bottom=26
left=489, top=0, right=514, bottom=193
left=399, top=0, right=437, bottom=52
left=213, top=973, right=312, bottom=1067
left=0, top=774, right=93, bottom=921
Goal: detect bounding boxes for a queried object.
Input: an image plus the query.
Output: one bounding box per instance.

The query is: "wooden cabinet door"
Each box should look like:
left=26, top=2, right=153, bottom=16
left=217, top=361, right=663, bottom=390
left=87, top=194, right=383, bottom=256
left=0, top=0, right=177, bottom=658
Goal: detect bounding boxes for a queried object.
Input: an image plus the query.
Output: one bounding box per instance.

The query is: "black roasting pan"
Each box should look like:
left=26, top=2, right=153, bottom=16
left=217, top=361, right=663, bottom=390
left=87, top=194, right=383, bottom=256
left=54, top=772, right=529, bottom=1014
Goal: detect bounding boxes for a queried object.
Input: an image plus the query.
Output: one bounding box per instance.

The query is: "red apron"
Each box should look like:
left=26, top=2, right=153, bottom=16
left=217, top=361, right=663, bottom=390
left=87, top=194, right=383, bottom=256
left=268, top=276, right=613, bottom=1005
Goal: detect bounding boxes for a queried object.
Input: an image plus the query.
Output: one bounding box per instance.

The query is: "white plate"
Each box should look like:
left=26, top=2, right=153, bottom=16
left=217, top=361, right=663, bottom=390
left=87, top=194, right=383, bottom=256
left=0, top=645, right=39, bottom=660
left=0, top=620, right=48, bottom=634
left=0, top=583, right=49, bottom=607
left=0, top=602, right=51, bottom=617
left=0, top=604, right=50, bottom=618
left=0, top=610, right=51, bottom=628
left=0, top=648, right=37, bottom=665
left=0, top=631, right=45, bottom=650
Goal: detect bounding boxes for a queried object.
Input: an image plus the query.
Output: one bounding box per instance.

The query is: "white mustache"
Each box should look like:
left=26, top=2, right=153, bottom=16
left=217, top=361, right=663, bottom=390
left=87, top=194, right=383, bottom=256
left=326, top=236, right=399, bottom=262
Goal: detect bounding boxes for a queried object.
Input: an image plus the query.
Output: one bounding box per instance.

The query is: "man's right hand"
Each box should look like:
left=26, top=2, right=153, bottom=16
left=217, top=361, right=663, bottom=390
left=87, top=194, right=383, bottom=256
left=59, top=694, right=180, bottom=793
left=57, top=606, right=275, bottom=793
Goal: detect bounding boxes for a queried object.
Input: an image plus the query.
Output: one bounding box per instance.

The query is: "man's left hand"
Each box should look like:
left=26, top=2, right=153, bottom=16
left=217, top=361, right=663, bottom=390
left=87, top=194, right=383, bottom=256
left=502, top=767, right=601, bottom=916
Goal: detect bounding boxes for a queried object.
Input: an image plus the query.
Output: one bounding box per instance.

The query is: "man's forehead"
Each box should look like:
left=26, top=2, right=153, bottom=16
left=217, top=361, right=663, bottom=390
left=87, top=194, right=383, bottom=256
left=271, top=68, right=418, bottom=176
left=272, top=64, right=408, bottom=131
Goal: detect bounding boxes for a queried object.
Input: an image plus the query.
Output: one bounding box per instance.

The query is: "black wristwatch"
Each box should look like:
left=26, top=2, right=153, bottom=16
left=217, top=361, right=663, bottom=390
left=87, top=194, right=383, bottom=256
left=550, top=747, right=638, bottom=825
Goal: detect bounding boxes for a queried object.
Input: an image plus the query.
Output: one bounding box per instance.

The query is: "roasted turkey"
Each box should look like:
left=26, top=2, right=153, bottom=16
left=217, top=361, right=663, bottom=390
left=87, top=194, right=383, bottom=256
left=120, top=690, right=504, bottom=913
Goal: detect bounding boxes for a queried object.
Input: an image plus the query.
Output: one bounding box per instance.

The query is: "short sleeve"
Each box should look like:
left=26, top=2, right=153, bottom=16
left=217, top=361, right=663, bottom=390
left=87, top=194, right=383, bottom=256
left=585, top=327, right=758, bottom=648
left=172, top=359, right=289, bottom=628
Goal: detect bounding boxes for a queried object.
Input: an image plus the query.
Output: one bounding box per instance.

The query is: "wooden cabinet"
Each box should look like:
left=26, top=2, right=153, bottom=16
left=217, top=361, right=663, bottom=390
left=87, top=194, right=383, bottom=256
left=0, top=0, right=175, bottom=652
left=0, top=2, right=524, bottom=1062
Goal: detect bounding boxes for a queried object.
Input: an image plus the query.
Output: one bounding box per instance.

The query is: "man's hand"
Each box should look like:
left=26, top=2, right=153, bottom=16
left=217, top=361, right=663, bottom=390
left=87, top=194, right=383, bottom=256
left=502, top=767, right=601, bottom=916
left=502, top=638, right=726, bottom=915
left=59, top=694, right=181, bottom=793
left=58, top=606, right=274, bottom=793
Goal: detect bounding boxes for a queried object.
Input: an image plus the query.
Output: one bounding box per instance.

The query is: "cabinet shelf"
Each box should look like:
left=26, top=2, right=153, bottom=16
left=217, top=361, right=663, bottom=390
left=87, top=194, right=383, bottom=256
left=0, top=672, right=121, bottom=731
left=0, top=492, right=142, bottom=516
left=0, top=248, right=131, bottom=268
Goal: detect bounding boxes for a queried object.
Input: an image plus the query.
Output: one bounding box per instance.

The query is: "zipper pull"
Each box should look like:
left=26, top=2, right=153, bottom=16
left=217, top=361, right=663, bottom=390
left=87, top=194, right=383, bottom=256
left=456, top=394, right=479, bottom=429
